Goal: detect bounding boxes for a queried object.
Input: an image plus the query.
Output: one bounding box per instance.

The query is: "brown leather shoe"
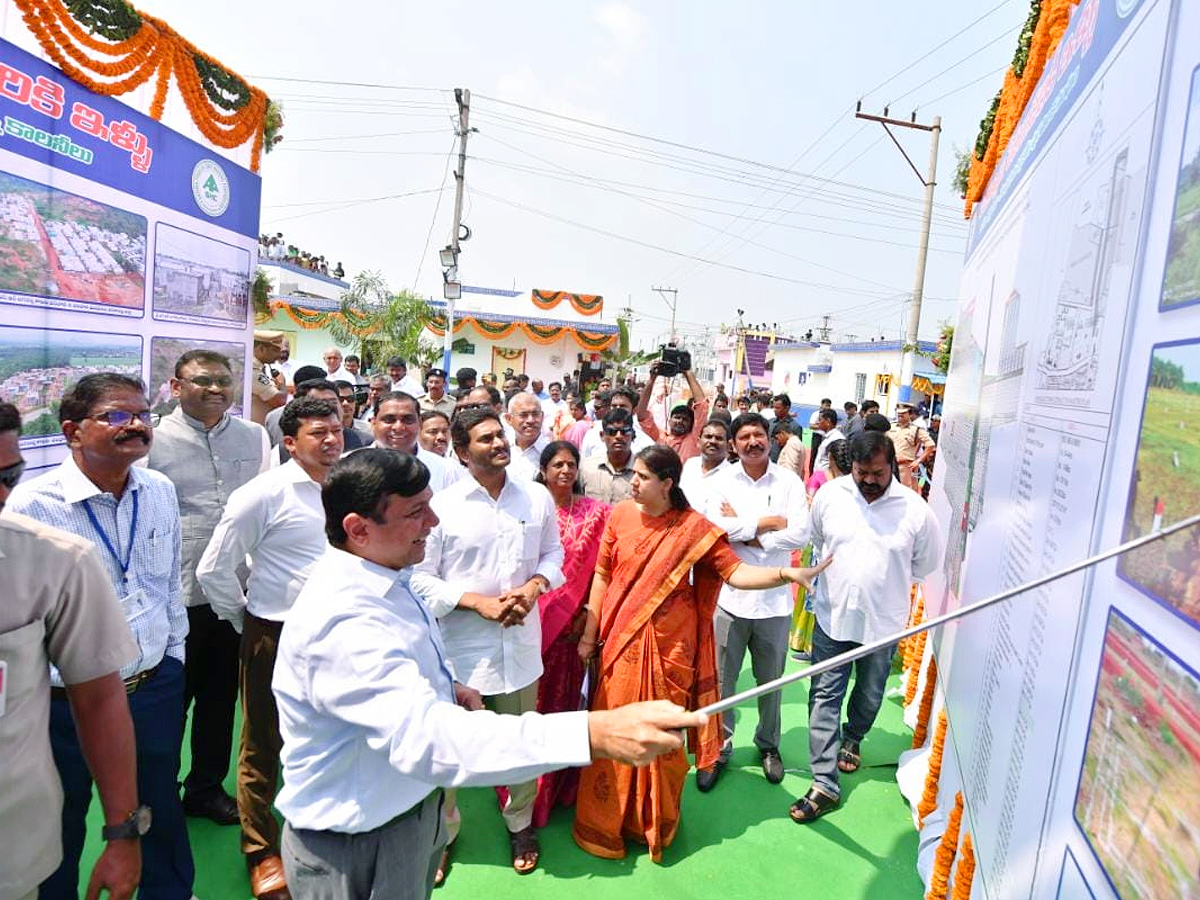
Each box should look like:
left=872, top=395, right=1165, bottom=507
left=247, top=854, right=291, bottom=900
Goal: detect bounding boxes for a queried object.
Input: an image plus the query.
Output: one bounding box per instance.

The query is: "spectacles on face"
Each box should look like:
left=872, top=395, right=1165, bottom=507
left=85, top=410, right=160, bottom=428
left=604, top=426, right=634, bottom=437
left=338, top=395, right=356, bottom=405
left=0, top=458, right=25, bottom=489
left=182, top=375, right=234, bottom=389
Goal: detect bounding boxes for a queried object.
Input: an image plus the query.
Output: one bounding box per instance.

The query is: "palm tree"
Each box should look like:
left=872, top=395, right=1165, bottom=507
left=323, top=272, right=437, bottom=371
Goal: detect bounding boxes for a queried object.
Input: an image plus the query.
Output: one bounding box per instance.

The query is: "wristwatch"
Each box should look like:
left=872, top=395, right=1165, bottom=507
left=102, top=805, right=152, bottom=841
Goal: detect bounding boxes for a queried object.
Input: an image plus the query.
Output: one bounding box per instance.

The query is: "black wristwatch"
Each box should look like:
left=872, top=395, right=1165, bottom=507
left=102, top=805, right=152, bottom=841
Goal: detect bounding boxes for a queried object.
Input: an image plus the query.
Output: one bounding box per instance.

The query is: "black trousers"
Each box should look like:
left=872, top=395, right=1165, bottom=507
left=182, top=603, right=241, bottom=797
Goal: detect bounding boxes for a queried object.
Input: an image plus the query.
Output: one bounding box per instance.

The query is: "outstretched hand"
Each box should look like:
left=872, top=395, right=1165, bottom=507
left=587, top=700, right=707, bottom=767
left=787, top=554, right=834, bottom=590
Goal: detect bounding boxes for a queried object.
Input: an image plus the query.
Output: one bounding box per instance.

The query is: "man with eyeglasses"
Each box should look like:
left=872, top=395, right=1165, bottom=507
left=333, top=381, right=370, bottom=451
left=196, top=397, right=344, bottom=900
left=579, top=407, right=637, bottom=503
left=6, top=374, right=195, bottom=900
left=0, top=401, right=144, bottom=900
left=147, top=350, right=271, bottom=827
left=504, top=392, right=548, bottom=481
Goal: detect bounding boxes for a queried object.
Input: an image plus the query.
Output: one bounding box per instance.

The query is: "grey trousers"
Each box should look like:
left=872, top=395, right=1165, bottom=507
left=282, top=790, right=445, bottom=900
left=714, top=608, right=791, bottom=760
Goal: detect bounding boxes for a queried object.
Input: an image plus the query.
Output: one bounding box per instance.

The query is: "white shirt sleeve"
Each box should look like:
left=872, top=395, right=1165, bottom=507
left=307, top=611, right=590, bottom=786
left=534, top=494, right=565, bottom=590
left=196, top=485, right=266, bottom=633
left=910, top=502, right=942, bottom=580
left=758, top=476, right=811, bottom=552
left=410, top=520, right=462, bottom=617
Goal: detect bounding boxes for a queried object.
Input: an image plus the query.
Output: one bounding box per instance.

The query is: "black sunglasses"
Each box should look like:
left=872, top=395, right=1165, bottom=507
left=604, top=427, right=634, bottom=437
left=0, top=458, right=26, bottom=489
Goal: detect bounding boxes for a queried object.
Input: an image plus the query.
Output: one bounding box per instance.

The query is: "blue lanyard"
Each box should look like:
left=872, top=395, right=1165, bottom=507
left=83, top=489, right=139, bottom=584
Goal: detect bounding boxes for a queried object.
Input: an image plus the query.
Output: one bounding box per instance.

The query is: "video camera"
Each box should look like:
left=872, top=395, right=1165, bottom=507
left=656, top=345, right=691, bottom=378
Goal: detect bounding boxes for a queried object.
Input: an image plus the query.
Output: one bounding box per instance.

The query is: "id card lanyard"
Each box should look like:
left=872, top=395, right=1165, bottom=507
left=83, top=489, right=139, bottom=585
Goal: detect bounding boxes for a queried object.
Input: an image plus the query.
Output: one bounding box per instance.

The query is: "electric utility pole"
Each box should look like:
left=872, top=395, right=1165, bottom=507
left=855, top=104, right=941, bottom=403
left=651, top=286, right=678, bottom=343
left=442, top=88, right=472, bottom=373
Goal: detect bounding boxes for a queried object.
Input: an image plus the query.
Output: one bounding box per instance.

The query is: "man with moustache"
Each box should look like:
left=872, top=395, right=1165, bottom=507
left=411, top=408, right=564, bottom=879
left=0, top=402, right=143, bottom=900
left=6, top=374, right=194, bottom=899
left=635, top=362, right=709, bottom=462
left=197, top=397, right=344, bottom=899
left=147, top=350, right=270, bottom=826
left=420, top=368, right=457, bottom=417
left=679, top=418, right=732, bottom=512
left=699, top=413, right=809, bottom=790
left=504, top=392, right=548, bottom=481
left=788, top=431, right=940, bottom=824
left=579, top=407, right=637, bottom=503
left=365, top=391, right=460, bottom=491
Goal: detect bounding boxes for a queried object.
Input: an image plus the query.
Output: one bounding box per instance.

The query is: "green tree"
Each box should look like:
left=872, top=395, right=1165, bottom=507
left=323, top=271, right=437, bottom=372
left=600, top=316, right=658, bottom=380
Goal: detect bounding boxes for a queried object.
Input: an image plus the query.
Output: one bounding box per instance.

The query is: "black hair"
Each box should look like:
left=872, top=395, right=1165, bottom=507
left=456, top=367, right=477, bottom=382
left=602, top=407, right=634, bottom=429
left=296, top=378, right=338, bottom=398
left=708, top=407, right=733, bottom=426
left=451, top=407, right=503, bottom=452
left=292, top=365, right=326, bottom=386
left=280, top=397, right=339, bottom=437
left=333, top=380, right=356, bottom=394
left=844, top=401, right=858, bottom=412
left=594, top=389, right=613, bottom=406
left=818, top=408, right=839, bottom=427
left=59, top=373, right=145, bottom=423
left=323, top=449, right=430, bottom=547
left=174, top=349, right=231, bottom=377
left=864, top=412, right=892, bottom=433
left=373, top=390, right=418, bottom=417
left=419, top=409, right=450, bottom=425
left=635, top=445, right=689, bottom=510
left=0, top=400, right=20, bottom=433
left=825, top=438, right=851, bottom=476
left=771, top=393, right=791, bottom=407
left=849, top=430, right=896, bottom=465
left=386, top=356, right=407, bottom=369
left=730, top=411, right=771, bottom=439
left=701, top=416, right=731, bottom=439
left=861, top=399, right=880, bottom=413
left=534, top=440, right=583, bottom=494
left=611, top=385, right=639, bottom=406
left=345, top=354, right=360, bottom=364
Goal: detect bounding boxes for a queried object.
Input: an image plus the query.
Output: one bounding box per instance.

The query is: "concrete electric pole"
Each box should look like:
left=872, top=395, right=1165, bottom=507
left=441, top=88, right=472, bottom=373
left=854, top=104, right=941, bottom=404
left=651, top=286, right=679, bottom=343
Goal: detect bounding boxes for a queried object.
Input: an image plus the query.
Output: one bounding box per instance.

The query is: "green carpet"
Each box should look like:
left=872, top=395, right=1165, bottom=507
left=78, top=658, right=923, bottom=899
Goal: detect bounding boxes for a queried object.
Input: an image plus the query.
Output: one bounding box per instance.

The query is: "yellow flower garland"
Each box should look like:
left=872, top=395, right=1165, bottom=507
left=917, top=709, right=948, bottom=828
left=912, top=657, right=938, bottom=749
left=951, top=833, right=976, bottom=900
left=927, top=792, right=964, bottom=900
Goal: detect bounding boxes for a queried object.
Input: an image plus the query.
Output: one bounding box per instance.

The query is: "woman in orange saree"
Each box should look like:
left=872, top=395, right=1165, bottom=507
left=573, top=446, right=829, bottom=862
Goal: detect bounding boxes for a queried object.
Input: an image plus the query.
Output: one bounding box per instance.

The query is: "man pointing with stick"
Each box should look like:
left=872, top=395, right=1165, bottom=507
left=272, top=449, right=704, bottom=900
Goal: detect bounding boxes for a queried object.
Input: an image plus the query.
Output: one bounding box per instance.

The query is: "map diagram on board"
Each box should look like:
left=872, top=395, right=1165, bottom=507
left=1037, top=147, right=1134, bottom=391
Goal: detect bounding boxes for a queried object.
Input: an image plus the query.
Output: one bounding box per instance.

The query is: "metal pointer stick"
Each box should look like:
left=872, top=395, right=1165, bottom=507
left=695, top=511, right=1200, bottom=718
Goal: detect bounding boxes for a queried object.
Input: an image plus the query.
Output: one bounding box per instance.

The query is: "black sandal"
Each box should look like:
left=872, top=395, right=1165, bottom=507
left=837, top=738, right=861, bottom=773
left=510, top=825, right=540, bottom=874
left=789, top=786, right=839, bottom=823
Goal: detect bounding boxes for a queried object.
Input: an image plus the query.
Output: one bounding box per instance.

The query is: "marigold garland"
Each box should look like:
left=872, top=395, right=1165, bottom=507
left=917, top=709, right=948, bottom=828
left=898, top=586, right=924, bottom=662
left=927, top=792, right=964, bottom=900
left=904, top=590, right=928, bottom=707
left=530, top=289, right=604, bottom=316
left=12, top=0, right=273, bottom=171
left=963, top=0, right=1082, bottom=216
left=394, top=308, right=617, bottom=351
left=912, top=657, right=939, bottom=749
left=951, top=833, right=976, bottom=900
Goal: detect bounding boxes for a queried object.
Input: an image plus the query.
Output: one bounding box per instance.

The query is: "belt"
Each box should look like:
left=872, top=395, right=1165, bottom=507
left=51, top=663, right=160, bottom=702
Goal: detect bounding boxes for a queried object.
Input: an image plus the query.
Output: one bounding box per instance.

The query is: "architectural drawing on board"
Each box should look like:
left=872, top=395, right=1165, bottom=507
left=1036, top=148, right=1131, bottom=391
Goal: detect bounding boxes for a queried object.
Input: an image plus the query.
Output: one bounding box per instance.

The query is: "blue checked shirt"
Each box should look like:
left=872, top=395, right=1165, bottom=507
left=6, top=454, right=187, bottom=686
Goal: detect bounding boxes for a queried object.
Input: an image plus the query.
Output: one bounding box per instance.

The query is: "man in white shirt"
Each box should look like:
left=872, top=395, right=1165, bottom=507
left=539, top=380, right=567, bottom=422
left=273, top=449, right=705, bottom=900
left=411, top=408, right=564, bottom=878
left=196, top=397, right=344, bottom=900
left=580, top=386, right=653, bottom=461
left=699, top=413, right=809, bottom=791
left=811, top=408, right=845, bottom=476
left=789, top=430, right=940, bottom=825
left=321, top=346, right=354, bottom=385
left=366, top=391, right=461, bottom=491
left=679, top=418, right=731, bottom=513
left=505, top=391, right=549, bottom=481
left=387, top=355, right=424, bottom=397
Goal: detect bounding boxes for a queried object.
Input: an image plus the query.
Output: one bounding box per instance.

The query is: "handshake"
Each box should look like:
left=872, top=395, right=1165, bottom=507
left=462, top=578, right=547, bottom=627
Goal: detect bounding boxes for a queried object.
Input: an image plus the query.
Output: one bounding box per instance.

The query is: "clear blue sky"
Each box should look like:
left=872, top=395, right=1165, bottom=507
left=165, top=0, right=1029, bottom=349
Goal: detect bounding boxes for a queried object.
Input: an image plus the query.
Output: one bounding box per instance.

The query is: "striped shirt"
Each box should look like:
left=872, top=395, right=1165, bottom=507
left=6, top=454, right=187, bottom=685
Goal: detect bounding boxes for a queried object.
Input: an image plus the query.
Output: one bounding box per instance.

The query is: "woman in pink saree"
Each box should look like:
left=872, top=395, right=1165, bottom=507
left=531, top=440, right=611, bottom=824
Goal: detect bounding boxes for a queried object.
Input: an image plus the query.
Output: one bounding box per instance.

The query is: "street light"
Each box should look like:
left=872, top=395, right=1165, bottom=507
left=439, top=245, right=457, bottom=269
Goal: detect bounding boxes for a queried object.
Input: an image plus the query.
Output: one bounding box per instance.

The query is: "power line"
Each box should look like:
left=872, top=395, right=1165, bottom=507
left=249, top=75, right=446, bottom=93
left=470, top=187, right=911, bottom=298
left=888, top=25, right=1021, bottom=108
left=917, top=63, right=1010, bottom=110
left=264, top=187, right=447, bottom=223
left=413, top=138, right=458, bottom=289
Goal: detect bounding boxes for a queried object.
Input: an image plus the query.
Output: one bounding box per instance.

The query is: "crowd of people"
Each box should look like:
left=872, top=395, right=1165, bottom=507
left=257, top=233, right=345, bottom=280
left=0, top=332, right=941, bottom=900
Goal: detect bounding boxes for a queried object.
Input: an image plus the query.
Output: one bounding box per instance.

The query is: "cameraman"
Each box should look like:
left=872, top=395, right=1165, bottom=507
left=636, top=353, right=709, bottom=462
